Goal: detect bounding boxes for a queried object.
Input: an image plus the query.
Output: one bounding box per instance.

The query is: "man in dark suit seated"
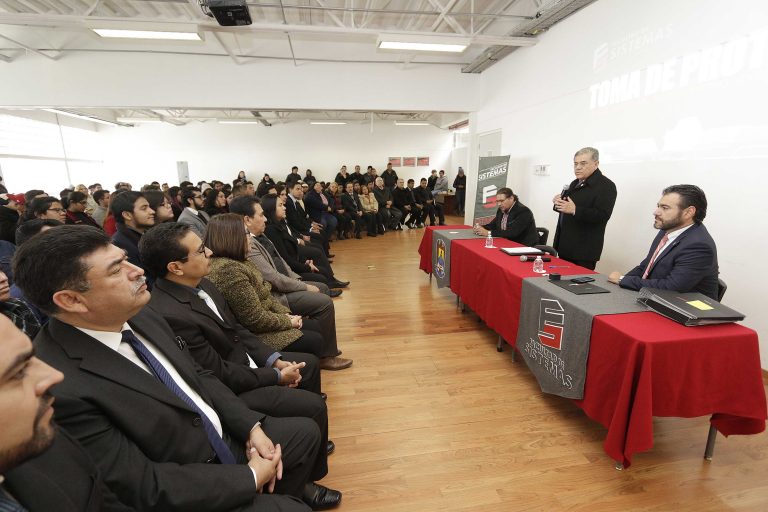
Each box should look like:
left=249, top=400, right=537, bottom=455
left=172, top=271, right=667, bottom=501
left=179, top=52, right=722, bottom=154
left=472, top=187, right=539, bottom=247
left=608, top=184, right=719, bottom=300
left=13, top=225, right=335, bottom=511
left=285, top=182, right=329, bottom=256
left=341, top=182, right=375, bottom=238
left=0, top=315, right=135, bottom=511
left=413, top=178, right=444, bottom=226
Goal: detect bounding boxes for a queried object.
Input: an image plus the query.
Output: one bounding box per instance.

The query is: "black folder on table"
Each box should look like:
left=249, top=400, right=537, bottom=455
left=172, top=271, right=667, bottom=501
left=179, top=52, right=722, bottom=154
left=637, top=288, right=745, bottom=326
left=550, top=279, right=610, bottom=295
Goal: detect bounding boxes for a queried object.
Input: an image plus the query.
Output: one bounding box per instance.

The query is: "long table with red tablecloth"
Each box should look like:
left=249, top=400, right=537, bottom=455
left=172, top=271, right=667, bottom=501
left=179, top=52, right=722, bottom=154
left=417, top=226, right=767, bottom=467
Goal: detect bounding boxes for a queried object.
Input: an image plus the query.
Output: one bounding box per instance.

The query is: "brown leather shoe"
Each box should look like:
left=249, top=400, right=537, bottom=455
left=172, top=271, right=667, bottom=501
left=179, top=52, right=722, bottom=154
left=320, top=356, right=353, bottom=371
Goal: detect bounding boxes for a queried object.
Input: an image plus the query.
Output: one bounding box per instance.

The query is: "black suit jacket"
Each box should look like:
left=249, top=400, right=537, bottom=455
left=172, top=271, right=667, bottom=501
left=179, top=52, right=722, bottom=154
left=412, top=186, right=432, bottom=205
left=341, top=192, right=362, bottom=215
left=621, top=223, right=720, bottom=300
left=482, top=201, right=539, bottom=246
left=5, top=429, right=134, bottom=512
left=553, top=169, right=617, bottom=262
left=111, top=225, right=143, bottom=270
left=34, top=308, right=265, bottom=511
left=265, top=222, right=312, bottom=274
left=148, top=278, right=281, bottom=394
left=285, top=196, right=311, bottom=234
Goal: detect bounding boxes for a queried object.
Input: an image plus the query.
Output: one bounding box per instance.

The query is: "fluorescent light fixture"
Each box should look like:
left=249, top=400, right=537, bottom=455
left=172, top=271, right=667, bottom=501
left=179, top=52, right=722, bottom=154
left=218, top=120, right=263, bottom=125
left=92, top=29, right=201, bottom=41
left=394, top=121, right=431, bottom=126
left=43, top=108, right=121, bottom=126
left=309, top=121, right=347, bottom=125
left=116, top=117, right=163, bottom=124
left=377, top=35, right=469, bottom=53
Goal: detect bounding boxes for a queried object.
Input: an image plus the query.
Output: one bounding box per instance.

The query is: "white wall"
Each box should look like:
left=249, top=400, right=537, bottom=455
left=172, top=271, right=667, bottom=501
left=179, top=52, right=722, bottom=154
left=473, top=0, right=768, bottom=367
left=97, top=120, right=454, bottom=186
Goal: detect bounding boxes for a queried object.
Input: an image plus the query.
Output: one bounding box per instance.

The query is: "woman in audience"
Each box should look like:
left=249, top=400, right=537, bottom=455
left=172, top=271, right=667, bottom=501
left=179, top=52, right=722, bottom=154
left=256, top=173, right=275, bottom=197
left=260, top=194, right=336, bottom=285
left=304, top=169, right=317, bottom=189
left=64, top=191, right=101, bottom=229
left=234, top=170, right=247, bottom=186
left=143, top=190, right=175, bottom=223
left=23, top=197, right=67, bottom=223
left=167, top=185, right=183, bottom=220
left=360, top=184, right=385, bottom=235
left=202, top=188, right=228, bottom=217
left=204, top=214, right=349, bottom=369
left=326, top=182, right=351, bottom=240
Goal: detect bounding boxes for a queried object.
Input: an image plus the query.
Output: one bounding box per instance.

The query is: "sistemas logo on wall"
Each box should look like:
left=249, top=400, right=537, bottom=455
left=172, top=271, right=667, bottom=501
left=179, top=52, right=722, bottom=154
left=434, top=238, right=446, bottom=279
left=537, top=298, right=565, bottom=350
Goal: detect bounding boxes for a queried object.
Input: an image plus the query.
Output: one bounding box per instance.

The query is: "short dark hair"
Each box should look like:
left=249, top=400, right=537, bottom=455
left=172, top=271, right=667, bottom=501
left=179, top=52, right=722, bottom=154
left=662, top=184, right=707, bottom=222
left=92, top=189, right=110, bottom=205
left=110, top=191, right=145, bottom=225
left=142, top=190, right=169, bottom=213
left=407, top=179, right=415, bottom=184
left=497, top=187, right=517, bottom=201
left=231, top=183, right=246, bottom=197
left=179, top=181, right=193, bottom=188
left=229, top=195, right=260, bottom=217
left=138, top=223, right=191, bottom=279
left=25, top=197, right=62, bottom=221
left=68, top=191, right=87, bottom=205
left=181, top=187, right=201, bottom=208
left=15, top=219, right=62, bottom=246
left=13, top=226, right=111, bottom=315
left=204, top=214, right=248, bottom=262
left=24, top=190, right=46, bottom=204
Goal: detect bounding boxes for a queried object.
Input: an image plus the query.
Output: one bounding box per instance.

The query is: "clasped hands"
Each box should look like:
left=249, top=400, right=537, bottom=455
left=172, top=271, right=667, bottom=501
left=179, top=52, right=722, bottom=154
left=552, top=194, right=576, bottom=215
left=246, top=424, right=283, bottom=493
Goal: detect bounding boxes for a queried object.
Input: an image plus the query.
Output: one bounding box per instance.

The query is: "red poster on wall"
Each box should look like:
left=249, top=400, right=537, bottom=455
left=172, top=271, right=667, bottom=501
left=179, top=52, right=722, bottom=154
left=417, top=157, right=430, bottom=166
left=403, top=157, right=416, bottom=167
left=388, top=157, right=402, bottom=166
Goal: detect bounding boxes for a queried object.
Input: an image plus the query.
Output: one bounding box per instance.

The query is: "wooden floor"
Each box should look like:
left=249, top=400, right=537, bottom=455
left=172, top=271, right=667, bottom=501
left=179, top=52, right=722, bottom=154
left=318, top=216, right=768, bottom=512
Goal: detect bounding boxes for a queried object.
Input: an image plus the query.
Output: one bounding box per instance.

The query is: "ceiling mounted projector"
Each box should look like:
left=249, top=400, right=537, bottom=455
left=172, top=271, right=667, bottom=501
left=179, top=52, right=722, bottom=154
left=204, top=0, right=252, bottom=26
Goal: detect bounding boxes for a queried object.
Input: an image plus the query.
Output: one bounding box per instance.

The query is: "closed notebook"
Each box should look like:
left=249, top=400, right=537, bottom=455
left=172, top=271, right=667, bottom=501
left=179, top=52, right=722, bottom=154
left=637, top=287, right=745, bottom=326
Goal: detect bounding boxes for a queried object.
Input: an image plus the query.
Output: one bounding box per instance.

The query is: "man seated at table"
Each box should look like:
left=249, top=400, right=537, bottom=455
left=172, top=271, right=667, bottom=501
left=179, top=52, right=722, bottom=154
left=608, top=184, right=719, bottom=300
left=473, top=187, right=539, bottom=247
left=13, top=225, right=324, bottom=511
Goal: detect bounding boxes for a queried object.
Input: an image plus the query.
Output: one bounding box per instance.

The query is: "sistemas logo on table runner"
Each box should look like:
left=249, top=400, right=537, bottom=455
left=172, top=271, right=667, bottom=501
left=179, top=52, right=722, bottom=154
left=538, top=299, right=565, bottom=350
left=434, top=238, right=446, bottom=278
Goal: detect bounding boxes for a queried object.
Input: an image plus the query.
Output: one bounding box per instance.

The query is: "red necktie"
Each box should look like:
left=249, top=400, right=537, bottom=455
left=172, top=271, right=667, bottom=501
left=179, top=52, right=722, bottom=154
left=642, top=233, right=669, bottom=279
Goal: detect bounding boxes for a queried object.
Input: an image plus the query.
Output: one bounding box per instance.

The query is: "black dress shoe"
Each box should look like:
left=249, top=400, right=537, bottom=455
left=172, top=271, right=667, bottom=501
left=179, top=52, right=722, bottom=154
left=320, top=392, right=327, bottom=400
left=330, top=279, right=349, bottom=288
left=327, top=440, right=335, bottom=456
left=327, top=253, right=336, bottom=258
left=329, top=289, right=342, bottom=298
left=302, top=483, right=342, bottom=510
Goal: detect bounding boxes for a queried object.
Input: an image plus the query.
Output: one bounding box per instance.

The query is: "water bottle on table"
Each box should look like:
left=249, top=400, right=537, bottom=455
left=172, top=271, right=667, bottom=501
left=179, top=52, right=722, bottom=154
left=533, top=255, right=545, bottom=273
left=485, top=231, right=494, bottom=249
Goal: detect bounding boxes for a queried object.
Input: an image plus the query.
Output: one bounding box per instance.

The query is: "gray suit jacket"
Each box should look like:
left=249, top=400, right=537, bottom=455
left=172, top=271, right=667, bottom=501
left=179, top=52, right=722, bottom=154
left=248, top=236, right=307, bottom=306
left=177, top=208, right=210, bottom=239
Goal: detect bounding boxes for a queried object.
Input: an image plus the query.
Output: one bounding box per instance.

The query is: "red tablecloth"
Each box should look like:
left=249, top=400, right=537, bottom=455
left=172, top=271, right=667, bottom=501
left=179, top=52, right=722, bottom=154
left=417, top=230, right=768, bottom=467
left=417, top=225, right=472, bottom=273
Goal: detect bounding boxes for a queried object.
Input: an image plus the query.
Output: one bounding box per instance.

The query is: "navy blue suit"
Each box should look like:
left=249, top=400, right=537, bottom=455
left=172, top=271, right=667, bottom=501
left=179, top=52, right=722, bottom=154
left=620, top=222, right=719, bottom=300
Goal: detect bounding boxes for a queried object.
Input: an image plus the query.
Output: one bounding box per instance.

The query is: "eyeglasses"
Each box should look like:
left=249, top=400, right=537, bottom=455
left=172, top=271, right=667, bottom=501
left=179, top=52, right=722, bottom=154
left=179, top=244, right=207, bottom=262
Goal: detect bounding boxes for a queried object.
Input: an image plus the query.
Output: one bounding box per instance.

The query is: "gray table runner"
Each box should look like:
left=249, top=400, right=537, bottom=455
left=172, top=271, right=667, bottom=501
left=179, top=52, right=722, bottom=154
left=432, top=229, right=480, bottom=288
left=515, top=274, right=647, bottom=399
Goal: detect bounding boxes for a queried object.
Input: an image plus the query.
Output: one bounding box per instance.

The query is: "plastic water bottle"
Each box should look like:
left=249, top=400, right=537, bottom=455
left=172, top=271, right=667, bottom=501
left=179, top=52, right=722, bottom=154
left=485, top=231, right=494, bottom=248
left=533, top=255, right=545, bottom=273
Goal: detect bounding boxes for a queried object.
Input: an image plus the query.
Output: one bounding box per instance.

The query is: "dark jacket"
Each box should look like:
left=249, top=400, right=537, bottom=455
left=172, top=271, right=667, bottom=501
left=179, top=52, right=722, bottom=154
left=413, top=186, right=433, bottom=205
left=304, top=190, right=329, bottom=223
left=285, top=195, right=311, bottom=234
left=265, top=221, right=312, bottom=274
left=620, top=223, right=720, bottom=300
left=111, top=224, right=143, bottom=270
left=382, top=169, right=399, bottom=189
left=65, top=211, right=101, bottom=229
left=392, top=187, right=413, bottom=210
left=553, top=169, right=617, bottom=263
left=334, top=172, right=350, bottom=188
left=0, top=205, right=19, bottom=243
left=372, top=186, right=394, bottom=210
left=341, top=192, right=362, bottom=215
left=482, top=201, right=539, bottom=246
left=147, top=277, right=282, bottom=393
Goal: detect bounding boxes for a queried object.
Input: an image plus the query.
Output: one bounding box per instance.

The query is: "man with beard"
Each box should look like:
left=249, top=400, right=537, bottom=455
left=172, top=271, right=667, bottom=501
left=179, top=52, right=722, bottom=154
left=111, top=192, right=156, bottom=271
left=0, top=315, right=134, bottom=511
left=608, top=185, right=719, bottom=300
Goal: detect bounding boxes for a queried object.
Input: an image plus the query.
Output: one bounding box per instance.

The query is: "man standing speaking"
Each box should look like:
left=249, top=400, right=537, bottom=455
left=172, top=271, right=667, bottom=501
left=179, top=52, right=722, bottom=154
left=552, top=147, right=617, bottom=270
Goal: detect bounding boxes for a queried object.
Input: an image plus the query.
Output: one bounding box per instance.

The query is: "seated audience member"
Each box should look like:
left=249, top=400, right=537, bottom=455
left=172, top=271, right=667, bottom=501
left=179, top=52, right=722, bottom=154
left=0, top=269, right=40, bottom=338
left=405, top=180, right=425, bottom=227
left=341, top=182, right=375, bottom=238
left=24, top=189, right=47, bottom=205
left=13, top=225, right=327, bottom=511
left=177, top=186, right=210, bottom=239
left=303, top=170, right=317, bottom=189
left=0, top=193, right=25, bottom=243
left=231, top=197, right=345, bottom=350
left=286, top=166, right=302, bottom=186
left=203, top=188, right=229, bottom=218
left=358, top=185, right=381, bottom=233
left=285, top=182, right=330, bottom=257
left=258, top=174, right=276, bottom=197
left=24, top=196, right=67, bottom=224
left=392, top=178, right=420, bottom=228
left=0, top=316, right=136, bottom=512
left=91, top=189, right=111, bottom=227
left=168, top=186, right=184, bottom=220
left=110, top=191, right=156, bottom=271
left=10, top=219, right=63, bottom=326
left=204, top=215, right=350, bottom=370
left=372, top=177, right=403, bottom=231
left=65, top=191, right=101, bottom=229
left=363, top=167, right=378, bottom=186
left=473, top=187, right=539, bottom=246
left=143, top=190, right=175, bottom=223
left=609, top=184, right=719, bottom=300
left=323, top=183, right=349, bottom=240
left=333, top=166, right=349, bottom=189
left=305, top=182, right=338, bottom=244
left=414, top=178, right=444, bottom=226
left=261, top=195, right=348, bottom=289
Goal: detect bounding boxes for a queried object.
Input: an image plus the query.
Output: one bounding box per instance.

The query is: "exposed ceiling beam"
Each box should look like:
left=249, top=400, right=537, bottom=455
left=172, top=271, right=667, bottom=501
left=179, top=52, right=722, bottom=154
left=0, top=32, right=59, bottom=59
left=313, top=0, right=345, bottom=28
left=242, top=3, right=532, bottom=20
left=427, top=0, right=466, bottom=35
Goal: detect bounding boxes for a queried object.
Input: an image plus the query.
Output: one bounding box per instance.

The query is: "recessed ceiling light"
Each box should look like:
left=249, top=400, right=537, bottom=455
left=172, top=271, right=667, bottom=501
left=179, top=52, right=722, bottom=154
left=394, top=121, right=431, bottom=126
left=92, top=29, right=201, bottom=41
left=218, top=120, right=263, bottom=124
left=309, top=121, right=347, bottom=125
left=116, top=117, right=164, bottom=124
left=378, top=41, right=467, bottom=53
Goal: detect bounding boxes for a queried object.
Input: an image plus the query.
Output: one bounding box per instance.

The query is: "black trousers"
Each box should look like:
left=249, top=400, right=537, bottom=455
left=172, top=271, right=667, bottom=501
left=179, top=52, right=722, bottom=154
left=283, top=318, right=337, bottom=359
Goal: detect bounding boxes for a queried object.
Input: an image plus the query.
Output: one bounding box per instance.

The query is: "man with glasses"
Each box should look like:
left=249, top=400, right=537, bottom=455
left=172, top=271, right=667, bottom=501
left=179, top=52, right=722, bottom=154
left=473, top=187, right=539, bottom=246
left=64, top=191, right=101, bottom=229
left=177, top=187, right=210, bottom=239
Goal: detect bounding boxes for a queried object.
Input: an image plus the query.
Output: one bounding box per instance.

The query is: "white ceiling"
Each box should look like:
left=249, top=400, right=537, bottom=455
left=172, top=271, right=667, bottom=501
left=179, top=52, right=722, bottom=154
left=0, top=0, right=595, bottom=125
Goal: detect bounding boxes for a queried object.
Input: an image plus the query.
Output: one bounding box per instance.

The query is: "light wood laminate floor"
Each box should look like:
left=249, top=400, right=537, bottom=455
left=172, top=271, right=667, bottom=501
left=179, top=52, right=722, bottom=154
left=318, top=217, right=768, bottom=511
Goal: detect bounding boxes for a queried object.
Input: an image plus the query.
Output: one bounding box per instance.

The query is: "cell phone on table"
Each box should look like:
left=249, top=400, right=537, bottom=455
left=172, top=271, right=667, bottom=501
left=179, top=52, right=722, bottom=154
left=570, top=276, right=595, bottom=284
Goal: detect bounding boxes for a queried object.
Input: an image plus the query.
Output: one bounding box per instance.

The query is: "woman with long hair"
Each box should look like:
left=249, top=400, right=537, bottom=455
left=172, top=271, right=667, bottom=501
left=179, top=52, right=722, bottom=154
left=202, top=188, right=228, bottom=217
left=143, top=190, right=175, bottom=223
left=256, top=174, right=276, bottom=197
left=204, top=214, right=350, bottom=370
